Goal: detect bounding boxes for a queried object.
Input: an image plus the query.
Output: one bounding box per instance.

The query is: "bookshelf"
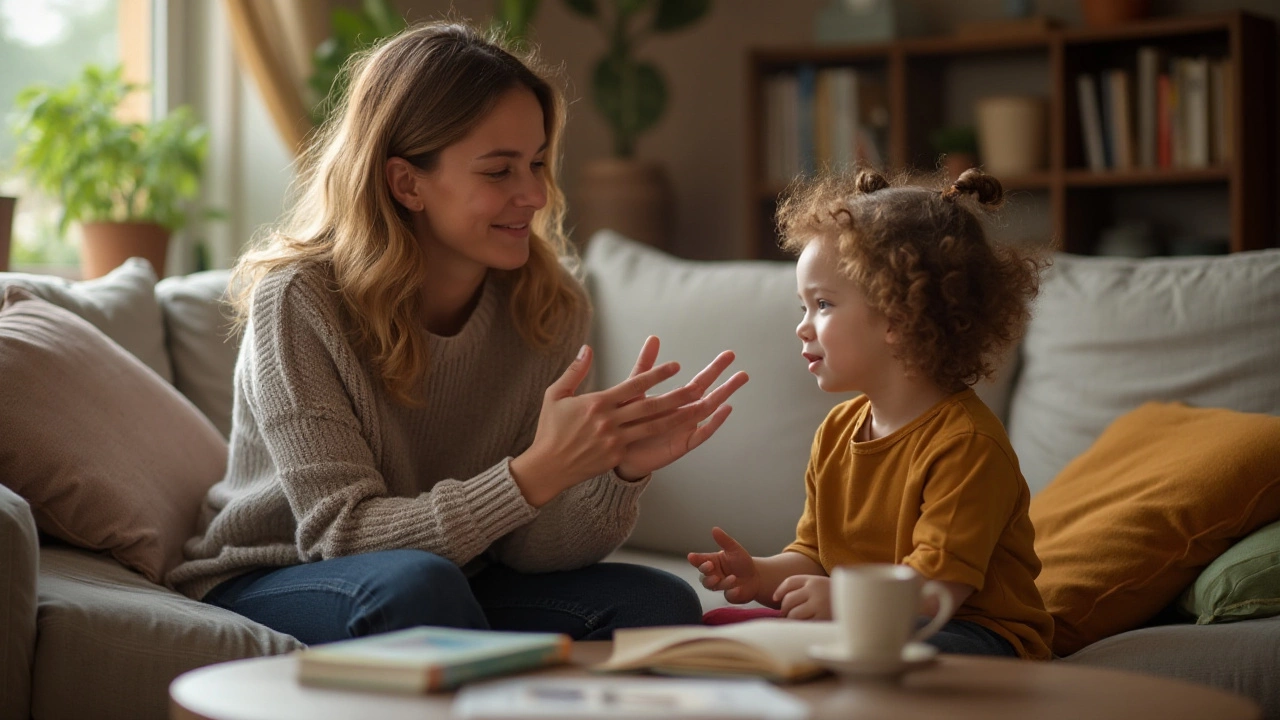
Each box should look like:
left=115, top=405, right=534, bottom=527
left=746, top=11, right=1276, bottom=259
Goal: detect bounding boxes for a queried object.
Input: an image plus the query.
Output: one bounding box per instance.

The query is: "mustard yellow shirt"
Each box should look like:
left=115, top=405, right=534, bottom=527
left=784, top=389, right=1054, bottom=660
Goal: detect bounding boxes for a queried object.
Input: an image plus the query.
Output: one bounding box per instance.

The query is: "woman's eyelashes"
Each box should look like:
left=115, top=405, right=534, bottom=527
left=481, top=160, right=545, bottom=180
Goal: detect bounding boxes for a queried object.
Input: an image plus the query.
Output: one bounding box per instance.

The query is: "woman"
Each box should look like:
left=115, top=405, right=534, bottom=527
left=167, top=22, right=747, bottom=644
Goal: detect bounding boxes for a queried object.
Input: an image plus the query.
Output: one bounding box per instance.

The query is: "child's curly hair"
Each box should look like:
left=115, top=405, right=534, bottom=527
left=777, top=167, right=1046, bottom=391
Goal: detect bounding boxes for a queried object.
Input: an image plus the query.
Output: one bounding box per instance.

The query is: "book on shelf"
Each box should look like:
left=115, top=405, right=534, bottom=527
left=1136, top=45, right=1163, bottom=168
left=1179, top=56, right=1211, bottom=168
left=1077, top=74, right=1107, bottom=171
left=1079, top=52, right=1230, bottom=173
left=1107, top=69, right=1135, bottom=170
left=295, top=626, right=572, bottom=694
left=760, top=66, right=888, bottom=186
left=1158, top=72, right=1173, bottom=168
left=596, top=618, right=832, bottom=683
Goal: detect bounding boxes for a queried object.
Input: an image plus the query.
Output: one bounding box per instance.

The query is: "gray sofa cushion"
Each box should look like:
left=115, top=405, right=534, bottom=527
left=583, top=231, right=1023, bottom=557
left=583, top=231, right=846, bottom=557
left=1008, top=249, right=1280, bottom=494
left=32, top=547, right=301, bottom=720
left=156, top=270, right=239, bottom=437
left=0, top=258, right=171, bottom=383
left=1064, top=615, right=1280, bottom=719
left=0, top=485, right=36, bottom=720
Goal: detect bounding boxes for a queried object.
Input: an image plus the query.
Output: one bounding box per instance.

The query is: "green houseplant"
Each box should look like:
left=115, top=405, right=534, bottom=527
left=564, top=0, right=711, bottom=158
left=309, top=1, right=541, bottom=124
left=9, top=64, right=210, bottom=278
left=308, top=0, right=407, bottom=125
left=929, top=125, right=978, bottom=181
left=563, top=0, right=711, bottom=249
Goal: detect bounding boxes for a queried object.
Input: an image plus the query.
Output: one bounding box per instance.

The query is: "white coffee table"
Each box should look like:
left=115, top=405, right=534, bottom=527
left=170, top=641, right=1261, bottom=720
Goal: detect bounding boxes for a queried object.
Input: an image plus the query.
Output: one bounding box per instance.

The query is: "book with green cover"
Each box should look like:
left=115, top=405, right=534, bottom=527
left=296, top=627, right=572, bottom=693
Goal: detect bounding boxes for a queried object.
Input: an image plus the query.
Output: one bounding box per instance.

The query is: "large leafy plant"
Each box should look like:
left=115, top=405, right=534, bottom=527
left=309, top=1, right=543, bottom=124
left=10, top=65, right=209, bottom=233
left=564, top=0, right=711, bottom=158
left=309, top=0, right=407, bottom=124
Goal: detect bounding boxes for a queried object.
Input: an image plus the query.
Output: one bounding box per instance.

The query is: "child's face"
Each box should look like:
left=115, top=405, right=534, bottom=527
left=795, top=239, right=895, bottom=394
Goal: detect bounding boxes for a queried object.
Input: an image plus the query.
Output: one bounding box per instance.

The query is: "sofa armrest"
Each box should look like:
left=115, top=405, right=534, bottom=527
left=0, top=484, right=37, bottom=720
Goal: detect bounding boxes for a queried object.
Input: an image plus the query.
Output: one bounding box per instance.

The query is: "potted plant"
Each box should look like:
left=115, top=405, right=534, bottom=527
left=562, top=0, right=711, bottom=249
left=929, top=125, right=979, bottom=181
left=308, top=0, right=407, bottom=125
left=9, top=65, right=210, bottom=279
left=309, top=1, right=539, bottom=125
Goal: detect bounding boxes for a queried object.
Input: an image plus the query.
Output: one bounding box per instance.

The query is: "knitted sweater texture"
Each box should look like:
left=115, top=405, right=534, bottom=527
left=167, top=263, right=647, bottom=600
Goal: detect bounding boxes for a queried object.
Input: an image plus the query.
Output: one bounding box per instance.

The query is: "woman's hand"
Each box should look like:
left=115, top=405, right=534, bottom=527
left=687, top=527, right=762, bottom=605
left=774, top=574, right=832, bottom=620
left=511, top=344, right=716, bottom=507
left=614, top=336, right=749, bottom=481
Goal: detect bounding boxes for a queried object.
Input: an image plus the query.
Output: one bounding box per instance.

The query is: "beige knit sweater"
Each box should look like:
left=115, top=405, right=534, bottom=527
left=167, top=263, right=648, bottom=600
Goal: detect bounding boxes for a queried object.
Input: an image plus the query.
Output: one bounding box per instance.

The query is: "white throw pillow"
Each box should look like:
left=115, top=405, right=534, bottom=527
left=1007, top=249, right=1280, bottom=495
left=582, top=231, right=851, bottom=557
left=155, top=270, right=239, bottom=437
left=0, top=258, right=170, bottom=382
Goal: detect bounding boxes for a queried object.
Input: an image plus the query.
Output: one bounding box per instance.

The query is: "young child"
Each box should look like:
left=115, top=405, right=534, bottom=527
left=689, top=168, right=1053, bottom=659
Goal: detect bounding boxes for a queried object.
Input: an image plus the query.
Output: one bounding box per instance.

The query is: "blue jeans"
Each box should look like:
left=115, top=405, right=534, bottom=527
left=924, top=619, right=1018, bottom=657
left=203, top=549, right=703, bottom=645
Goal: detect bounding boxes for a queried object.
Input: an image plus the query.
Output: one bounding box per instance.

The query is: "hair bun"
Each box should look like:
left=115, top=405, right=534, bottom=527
left=946, top=169, right=1004, bottom=207
left=854, top=169, right=890, bottom=195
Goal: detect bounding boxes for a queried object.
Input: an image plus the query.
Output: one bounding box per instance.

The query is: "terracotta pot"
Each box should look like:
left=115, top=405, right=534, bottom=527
left=1079, top=0, right=1150, bottom=28
left=941, top=153, right=978, bottom=182
left=0, top=196, right=14, bottom=272
left=80, top=221, right=171, bottom=279
left=573, top=158, right=674, bottom=250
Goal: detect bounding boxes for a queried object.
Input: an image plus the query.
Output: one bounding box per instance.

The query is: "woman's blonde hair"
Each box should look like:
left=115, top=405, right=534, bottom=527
left=230, top=21, right=582, bottom=405
left=778, top=167, right=1046, bottom=391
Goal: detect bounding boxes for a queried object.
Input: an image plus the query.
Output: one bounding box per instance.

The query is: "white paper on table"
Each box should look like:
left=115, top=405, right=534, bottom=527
left=452, top=675, right=809, bottom=720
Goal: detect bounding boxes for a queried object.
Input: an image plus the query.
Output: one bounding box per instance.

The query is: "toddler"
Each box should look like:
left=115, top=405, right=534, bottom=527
left=689, top=168, right=1053, bottom=659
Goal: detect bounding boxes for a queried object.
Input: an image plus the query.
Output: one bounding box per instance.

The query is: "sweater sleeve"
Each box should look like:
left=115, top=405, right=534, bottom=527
left=247, top=270, right=536, bottom=566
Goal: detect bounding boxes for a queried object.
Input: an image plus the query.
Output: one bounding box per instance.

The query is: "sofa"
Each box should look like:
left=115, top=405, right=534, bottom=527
left=1, top=231, right=1278, bottom=720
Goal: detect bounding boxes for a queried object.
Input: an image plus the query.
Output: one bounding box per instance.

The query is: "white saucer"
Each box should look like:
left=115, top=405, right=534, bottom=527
left=807, top=642, right=939, bottom=678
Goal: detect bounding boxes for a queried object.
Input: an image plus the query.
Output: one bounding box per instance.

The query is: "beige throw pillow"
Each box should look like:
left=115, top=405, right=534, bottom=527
left=156, top=270, right=239, bottom=437
left=0, top=257, right=171, bottom=382
left=0, top=287, right=227, bottom=585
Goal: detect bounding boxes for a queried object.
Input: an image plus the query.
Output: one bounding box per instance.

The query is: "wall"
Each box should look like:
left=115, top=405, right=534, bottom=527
left=199, top=0, right=1280, bottom=266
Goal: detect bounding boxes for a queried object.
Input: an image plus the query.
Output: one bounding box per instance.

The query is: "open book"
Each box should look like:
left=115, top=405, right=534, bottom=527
left=596, top=619, right=834, bottom=682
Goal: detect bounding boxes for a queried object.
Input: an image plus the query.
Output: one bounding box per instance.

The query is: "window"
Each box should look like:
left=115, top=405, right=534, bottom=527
left=1, top=0, right=151, bottom=272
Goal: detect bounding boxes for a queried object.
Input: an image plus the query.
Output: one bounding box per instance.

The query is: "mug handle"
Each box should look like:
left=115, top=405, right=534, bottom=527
left=911, top=580, right=956, bottom=643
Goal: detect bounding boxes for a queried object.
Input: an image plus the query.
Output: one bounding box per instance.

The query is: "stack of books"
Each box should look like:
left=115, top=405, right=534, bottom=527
left=1076, top=47, right=1231, bottom=172
left=762, top=65, right=890, bottom=185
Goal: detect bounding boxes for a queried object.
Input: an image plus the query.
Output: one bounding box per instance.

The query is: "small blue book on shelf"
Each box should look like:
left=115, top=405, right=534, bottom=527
left=296, top=626, right=572, bottom=694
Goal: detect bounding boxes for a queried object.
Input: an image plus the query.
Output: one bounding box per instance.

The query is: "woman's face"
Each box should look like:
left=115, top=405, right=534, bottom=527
left=415, top=87, right=549, bottom=276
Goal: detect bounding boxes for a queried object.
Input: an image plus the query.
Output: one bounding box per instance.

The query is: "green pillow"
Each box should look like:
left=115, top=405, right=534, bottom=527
left=1179, top=519, right=1280, bottom=624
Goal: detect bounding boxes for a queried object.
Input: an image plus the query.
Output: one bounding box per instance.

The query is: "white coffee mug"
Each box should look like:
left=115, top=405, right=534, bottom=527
left=830, top=564, right=956, bottom=661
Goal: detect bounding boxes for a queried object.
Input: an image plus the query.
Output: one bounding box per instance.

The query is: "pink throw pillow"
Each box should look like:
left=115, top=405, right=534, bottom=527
left=0, top=287, right=226, bottom=584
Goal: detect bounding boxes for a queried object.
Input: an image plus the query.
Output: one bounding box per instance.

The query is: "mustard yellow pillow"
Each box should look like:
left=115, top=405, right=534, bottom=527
left=1029, top=402, right=1280, bottom=656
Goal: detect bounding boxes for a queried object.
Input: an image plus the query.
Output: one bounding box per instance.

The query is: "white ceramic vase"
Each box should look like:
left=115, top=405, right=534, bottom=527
left=976, top=96, right=1048, bottom=176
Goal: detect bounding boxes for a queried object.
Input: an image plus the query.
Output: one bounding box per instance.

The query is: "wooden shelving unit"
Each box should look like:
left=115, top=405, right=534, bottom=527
left=746, top=11, right=1276, bottom=259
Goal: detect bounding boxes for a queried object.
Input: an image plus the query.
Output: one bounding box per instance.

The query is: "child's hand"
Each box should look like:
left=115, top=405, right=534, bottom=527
left=687, top=527, right=760, bottom=604
left=773, top=574, right=831, bottom=620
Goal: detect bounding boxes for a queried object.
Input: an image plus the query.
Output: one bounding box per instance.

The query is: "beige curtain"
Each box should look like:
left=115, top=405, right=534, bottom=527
left=223, top=0, right=330, bottom=155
